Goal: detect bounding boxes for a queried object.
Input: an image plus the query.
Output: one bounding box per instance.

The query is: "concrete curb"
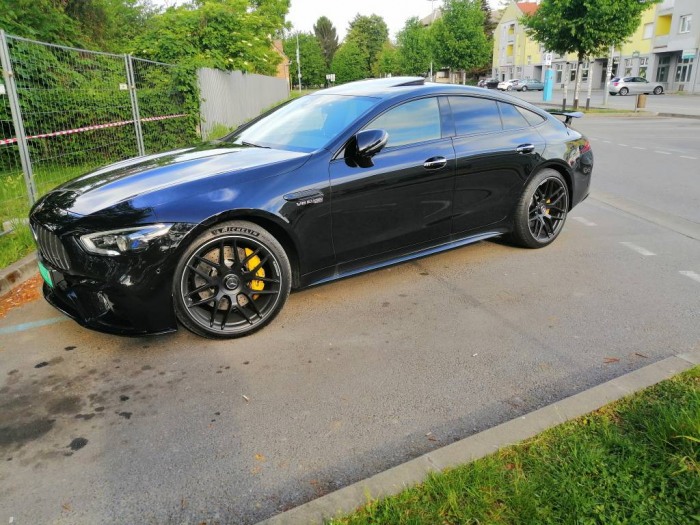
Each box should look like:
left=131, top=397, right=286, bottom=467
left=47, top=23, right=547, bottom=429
left=657, top=112, right=700, bottom=120
left=257, top=351, right=700, bottom=525
left=0, top=251, right=38, bottom=297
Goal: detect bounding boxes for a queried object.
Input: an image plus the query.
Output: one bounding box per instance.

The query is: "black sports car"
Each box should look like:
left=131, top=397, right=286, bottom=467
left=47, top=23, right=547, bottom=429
left=29, top=77, right=593, bottom=338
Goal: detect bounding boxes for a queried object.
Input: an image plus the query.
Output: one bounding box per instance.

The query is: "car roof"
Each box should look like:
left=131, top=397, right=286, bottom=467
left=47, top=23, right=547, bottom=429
left=319, top=77, right=535, bottom=103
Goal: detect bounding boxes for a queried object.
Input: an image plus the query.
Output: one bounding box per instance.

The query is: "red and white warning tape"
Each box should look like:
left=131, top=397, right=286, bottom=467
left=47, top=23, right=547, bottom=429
left=0, top=113, right=188, bottom=146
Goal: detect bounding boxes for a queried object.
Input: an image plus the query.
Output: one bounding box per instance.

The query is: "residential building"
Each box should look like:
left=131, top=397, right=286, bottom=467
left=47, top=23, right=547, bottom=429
left=492, top=0, right=700, bottom=93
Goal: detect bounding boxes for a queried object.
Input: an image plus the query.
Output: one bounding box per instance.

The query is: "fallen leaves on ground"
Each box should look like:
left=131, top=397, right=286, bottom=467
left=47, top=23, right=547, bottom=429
left=0, top=274, right=42, bottom=318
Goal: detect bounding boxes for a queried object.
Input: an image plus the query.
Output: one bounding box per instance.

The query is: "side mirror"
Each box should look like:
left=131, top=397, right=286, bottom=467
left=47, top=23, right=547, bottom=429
left=354, top=129, right=388, bottom=158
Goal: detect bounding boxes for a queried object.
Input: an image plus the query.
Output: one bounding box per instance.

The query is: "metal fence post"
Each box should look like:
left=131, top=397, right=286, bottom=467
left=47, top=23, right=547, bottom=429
left=125, top=54, right=145, bottom=156
left=0, top=30, right=38, bottom=204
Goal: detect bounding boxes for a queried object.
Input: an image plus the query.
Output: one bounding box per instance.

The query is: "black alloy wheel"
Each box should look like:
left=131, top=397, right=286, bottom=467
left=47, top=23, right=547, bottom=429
left=173, top=221, right=291, bottom=338
left=509, top=169, right=569, bottom=248
left=619, top=87, right=629, bottom=95
left=653, top=86, right=663, bottom=95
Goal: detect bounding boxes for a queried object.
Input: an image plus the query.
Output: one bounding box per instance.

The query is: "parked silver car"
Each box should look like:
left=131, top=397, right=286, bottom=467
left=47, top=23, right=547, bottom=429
left=516, top=78, right=545, bottom=91
left=608, top=76, right=664, bottom=96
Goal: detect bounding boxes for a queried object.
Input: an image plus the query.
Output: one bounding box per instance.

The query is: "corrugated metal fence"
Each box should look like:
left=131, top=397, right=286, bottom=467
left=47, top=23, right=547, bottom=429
left=198, top=68, right=289, bottom=140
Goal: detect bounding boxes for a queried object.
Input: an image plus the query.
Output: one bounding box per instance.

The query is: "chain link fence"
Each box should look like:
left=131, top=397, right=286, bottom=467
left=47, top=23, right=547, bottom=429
left=0, top=31, right=197, bottom=235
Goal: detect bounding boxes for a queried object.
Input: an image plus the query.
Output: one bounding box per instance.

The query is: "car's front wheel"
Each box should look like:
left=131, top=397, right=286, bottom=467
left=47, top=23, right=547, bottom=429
left=173, top=220, right=291, bottom=338
left=653, top=86, right=663, bottom=95
left=509, top=169, right=569, bottom=249
left=507, top=86, right=513, bottom=91
left=521, top=85, right=528, bottom=92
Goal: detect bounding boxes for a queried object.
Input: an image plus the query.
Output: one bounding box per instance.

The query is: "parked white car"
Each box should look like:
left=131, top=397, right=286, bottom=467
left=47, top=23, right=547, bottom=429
left=497, top=79, right=521, bottom=91
left=608, top=76, right=664, bottom=96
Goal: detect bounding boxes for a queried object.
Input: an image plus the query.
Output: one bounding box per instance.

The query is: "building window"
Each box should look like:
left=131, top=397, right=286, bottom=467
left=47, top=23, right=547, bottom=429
left=570, top=66, right=576, bottom=82
left=582, top=61, right=589, bottom=81
left=639, top=57, right=649, bottom=79
left=643, top=23, right=653, bottom=39
left=656, top=56, right=670, bottom=82
left=527, top=55, right=531, bottom=65
left=676, top=57, right=694, bottom=83
left=679, top=14, right=692, bottom=34
left=555, top=64, right=563, bottom=83
left=624, top=58, right=632, bottom=76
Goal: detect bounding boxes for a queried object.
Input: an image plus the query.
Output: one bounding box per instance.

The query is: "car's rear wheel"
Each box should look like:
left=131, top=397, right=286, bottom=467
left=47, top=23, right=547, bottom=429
left=507, top=86, right=513, bottom=91
left=173, top=220, right=291, bottom=339
left=653, top=86, right=663, bottom=95
left=619, top=87, right=629, bottom=95
left=509, top=169, right=569, bottom=249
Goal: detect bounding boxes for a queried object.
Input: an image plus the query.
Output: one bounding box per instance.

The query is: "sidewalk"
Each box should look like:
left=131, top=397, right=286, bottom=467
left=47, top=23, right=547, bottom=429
left=512, top=88, right=700, bottom=116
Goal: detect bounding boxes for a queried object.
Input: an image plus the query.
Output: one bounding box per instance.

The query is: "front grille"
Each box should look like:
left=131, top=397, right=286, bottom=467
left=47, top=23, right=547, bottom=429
left=34, top=224, right=71, bottom=271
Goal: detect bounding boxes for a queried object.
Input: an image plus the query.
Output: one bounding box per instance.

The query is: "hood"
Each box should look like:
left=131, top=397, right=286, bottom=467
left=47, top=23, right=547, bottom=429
left=47, top=143, right=310, bottom=216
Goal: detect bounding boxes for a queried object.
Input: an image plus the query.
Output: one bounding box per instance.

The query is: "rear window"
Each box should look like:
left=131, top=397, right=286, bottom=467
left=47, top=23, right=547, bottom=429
left=498, top=102, right=529, bottom=130
left=516, top=106, right=546, bottom=126
left=449, top=96, right=501, bottom=136
left=611, top=77, right=621, bottom=82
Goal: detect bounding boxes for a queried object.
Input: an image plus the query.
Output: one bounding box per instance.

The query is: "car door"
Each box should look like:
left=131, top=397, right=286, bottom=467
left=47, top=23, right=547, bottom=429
left=329, top=97, right=455, bottom=264
left=448, top=96, right=546, bottom=234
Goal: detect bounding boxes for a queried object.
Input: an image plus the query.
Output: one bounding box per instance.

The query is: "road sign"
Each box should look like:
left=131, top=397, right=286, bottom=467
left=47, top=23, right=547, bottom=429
left=543, top=53, right=553, bottom=66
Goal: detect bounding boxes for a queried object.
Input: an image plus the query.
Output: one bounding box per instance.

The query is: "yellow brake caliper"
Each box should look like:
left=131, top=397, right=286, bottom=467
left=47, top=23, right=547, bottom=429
left=243, top=248, right=265, bottom=297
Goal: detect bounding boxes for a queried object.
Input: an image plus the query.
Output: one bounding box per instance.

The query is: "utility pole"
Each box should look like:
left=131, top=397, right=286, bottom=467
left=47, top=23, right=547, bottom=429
left=296, top=33, right=302, bottom=93
left=603, top=44, right=615, bottom=106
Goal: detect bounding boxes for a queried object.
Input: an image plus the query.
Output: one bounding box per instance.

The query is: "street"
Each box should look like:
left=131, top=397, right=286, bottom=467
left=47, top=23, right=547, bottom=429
left=1, top=114, right=700, bottom=524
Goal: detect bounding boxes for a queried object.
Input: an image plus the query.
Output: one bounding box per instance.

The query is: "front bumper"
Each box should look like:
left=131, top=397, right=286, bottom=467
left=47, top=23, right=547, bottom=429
left=40, top=258, right=179, bottom=336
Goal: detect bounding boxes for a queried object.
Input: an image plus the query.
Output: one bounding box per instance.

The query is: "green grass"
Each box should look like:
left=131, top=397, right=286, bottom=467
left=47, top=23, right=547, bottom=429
left=330, top=367, right=700, bottom=525
left=1, top=163, right=94, bottom=270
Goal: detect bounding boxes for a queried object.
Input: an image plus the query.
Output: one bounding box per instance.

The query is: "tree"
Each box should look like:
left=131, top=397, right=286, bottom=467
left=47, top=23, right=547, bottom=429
left=481, top=0, right=496, bottom=40
left=313, top=16, right=339, bottom=69
left=345, top=14, right=389, bottom=77
left=521, top=0, right=660, bottom=107
left=283, top=32, right=326, bottom=88
left=396, top=17, right=432, bottom=76
left=431, top=0, right=491, bottom=83
left=131, top=0, right=289, bottom=76
left=331, top=40, right=368, bottom=83
left=375, top=42, right=401, bottom=77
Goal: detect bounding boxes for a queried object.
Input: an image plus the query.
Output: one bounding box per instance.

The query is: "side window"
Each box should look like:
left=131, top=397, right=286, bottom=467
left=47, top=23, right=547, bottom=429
left=515, top=106, right=546, bottom=126
left=498, top=102, right=530, bottom=130
left=448, top=96, right=501, bottom=136
left=367, top=98, right=441, bottom=148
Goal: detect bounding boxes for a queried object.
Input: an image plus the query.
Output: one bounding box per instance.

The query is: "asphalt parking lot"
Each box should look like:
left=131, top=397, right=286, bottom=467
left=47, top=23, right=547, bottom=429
left=1, top=114, right=699, bottom=524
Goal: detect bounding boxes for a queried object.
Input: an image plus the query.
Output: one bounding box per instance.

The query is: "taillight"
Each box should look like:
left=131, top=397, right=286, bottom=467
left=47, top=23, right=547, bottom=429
left=613, top=82, right=619, bottom=86
left=580, top=141, right=591, bottom=154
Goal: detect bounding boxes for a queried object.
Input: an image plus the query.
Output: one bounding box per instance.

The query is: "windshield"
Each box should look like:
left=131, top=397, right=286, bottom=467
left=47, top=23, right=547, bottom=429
left=228, top=94, right=380, bottom=152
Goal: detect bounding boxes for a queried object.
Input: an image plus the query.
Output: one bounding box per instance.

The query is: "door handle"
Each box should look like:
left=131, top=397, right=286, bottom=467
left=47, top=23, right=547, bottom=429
left=423, top=156, right=447, bottom=170
left=515, top=144, right=535, bottom=154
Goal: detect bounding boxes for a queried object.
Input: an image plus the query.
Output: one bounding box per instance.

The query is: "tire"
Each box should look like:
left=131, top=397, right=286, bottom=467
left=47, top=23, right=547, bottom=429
left=508, top=169, right=569, bottom=249
left=619, top=87, right=629, bottom=95
left=173, top=220, right=292, bottom=339
left=507, top=86, right=513, bottom=91
left=521, top=86, right=528, bottom=92
left=653, top=86, right=663, bottom=95
left=609, top=92, right=617, bottom=96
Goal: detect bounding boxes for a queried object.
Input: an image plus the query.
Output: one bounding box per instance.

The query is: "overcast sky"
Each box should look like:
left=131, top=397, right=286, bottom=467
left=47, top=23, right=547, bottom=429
left=287, top=0, right=504, bottom=41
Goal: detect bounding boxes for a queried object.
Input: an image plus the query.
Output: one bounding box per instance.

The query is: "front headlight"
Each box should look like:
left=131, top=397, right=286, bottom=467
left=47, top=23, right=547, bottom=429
left=80, top=224, right=174, bottom=256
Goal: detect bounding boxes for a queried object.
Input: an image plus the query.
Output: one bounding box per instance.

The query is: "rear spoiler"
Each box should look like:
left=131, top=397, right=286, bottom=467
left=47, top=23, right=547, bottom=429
left=547, top=110, right=584, bottom=126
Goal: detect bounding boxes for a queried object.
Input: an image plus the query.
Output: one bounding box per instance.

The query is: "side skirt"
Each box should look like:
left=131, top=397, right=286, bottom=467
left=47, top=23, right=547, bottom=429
left=304, top=230, right=505, bottom=288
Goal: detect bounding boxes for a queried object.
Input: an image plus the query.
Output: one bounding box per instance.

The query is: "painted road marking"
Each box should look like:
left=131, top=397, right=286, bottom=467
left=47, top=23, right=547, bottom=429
left=0, top=316, right=69, bottom=336
left=680, top=155, right=697, bottom=160
left=620, top=242, right=656, bottom=257
left=679, top=271, right=700, bottom=284
left=654, top=151, right=671, bottom=155
left=602, top=140, right=611, bottom=143
left=572, top=216, right=597, bottom=226
left=632, top=146, right=646, bottom=150
left=618, top=143, right=629, bottom=147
